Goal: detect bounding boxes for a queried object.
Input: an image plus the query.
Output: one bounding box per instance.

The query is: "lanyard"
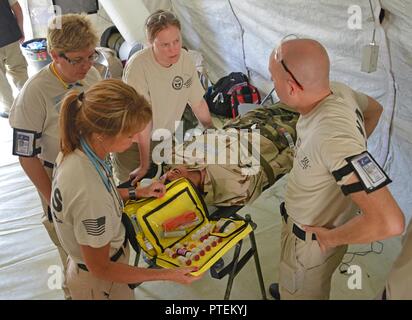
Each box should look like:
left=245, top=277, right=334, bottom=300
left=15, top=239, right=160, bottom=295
left=80, top=137, right=124, bottom=213
left=50, top=63, right=83, bottom=89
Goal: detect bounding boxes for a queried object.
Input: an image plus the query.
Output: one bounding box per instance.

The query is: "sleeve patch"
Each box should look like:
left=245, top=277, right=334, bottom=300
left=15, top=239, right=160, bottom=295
left=82, top=216, right=106, bottom=236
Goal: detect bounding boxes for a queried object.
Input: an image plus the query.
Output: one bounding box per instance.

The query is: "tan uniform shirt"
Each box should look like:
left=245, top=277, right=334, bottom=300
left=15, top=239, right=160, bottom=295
left=123, top=47, right=205, bottom=133
left=9, top=64, right=101, bottom=164
left=51, top=150, right=125, bottom=264
left=285, top=82, right=369, bottom=227
left=386, top=221, right=412, bottom=299
left=9, top=0, right=17, bottom=6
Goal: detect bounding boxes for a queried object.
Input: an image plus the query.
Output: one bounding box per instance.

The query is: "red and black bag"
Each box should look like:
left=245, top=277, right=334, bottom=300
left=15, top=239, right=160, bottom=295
left=204, top=72, right=261, bottom=119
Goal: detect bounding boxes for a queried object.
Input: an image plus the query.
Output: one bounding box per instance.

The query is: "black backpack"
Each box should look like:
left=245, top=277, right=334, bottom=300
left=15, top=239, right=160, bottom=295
left=204, top=72, right=261, bottom=119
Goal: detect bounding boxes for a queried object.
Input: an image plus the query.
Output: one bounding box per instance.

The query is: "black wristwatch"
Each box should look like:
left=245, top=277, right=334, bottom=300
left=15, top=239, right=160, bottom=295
left=128, top=187, right=137, bottom=200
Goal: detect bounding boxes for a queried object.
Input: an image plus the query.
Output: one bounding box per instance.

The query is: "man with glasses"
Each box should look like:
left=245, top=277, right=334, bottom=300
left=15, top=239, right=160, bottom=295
left=267, top=38, right=404, bottom=299
left=9, top=14, right=101, bottom=299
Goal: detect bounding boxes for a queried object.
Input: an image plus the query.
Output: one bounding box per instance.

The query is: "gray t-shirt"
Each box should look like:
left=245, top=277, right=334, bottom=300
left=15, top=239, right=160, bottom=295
left=123, top=47, right=205, bottom=133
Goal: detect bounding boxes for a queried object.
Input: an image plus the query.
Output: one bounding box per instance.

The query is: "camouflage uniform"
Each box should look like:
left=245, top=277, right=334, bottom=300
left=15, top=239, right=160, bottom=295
left=168, top=103, right=298, bottom=206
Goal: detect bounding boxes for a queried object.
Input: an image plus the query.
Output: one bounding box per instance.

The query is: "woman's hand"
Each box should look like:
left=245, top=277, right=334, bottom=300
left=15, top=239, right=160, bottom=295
left=136, top=181, right=166, bottom=198
left=169, top=267, right=203, bottom=285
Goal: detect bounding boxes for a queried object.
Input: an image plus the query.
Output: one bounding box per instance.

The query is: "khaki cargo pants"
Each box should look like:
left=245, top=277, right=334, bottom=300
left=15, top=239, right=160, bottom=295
left=66, top=244, right=134, bottom=300
left=279, top=219, right=347, bottom=300
left=0, top=40, right=28, bottom=113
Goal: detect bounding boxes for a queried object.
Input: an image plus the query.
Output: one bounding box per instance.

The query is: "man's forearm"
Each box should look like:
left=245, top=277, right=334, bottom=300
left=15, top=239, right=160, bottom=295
left=364, top=96, right=383, bottom=137
left=322, top=188, right=404, bottom=248
left=11, top=2, right=24, bottom=36
left=322, top=213, right=393, bottom=247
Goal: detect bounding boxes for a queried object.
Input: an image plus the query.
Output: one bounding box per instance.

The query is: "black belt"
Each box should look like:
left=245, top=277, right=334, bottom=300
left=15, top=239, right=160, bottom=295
left=280, top=202, right=317, bottom=241
left=78, top=235, right=128, bottom=272
left=43, top=160, right=54, bottom=169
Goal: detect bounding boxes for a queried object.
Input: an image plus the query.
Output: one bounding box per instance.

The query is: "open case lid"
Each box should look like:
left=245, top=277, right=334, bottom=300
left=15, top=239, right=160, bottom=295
left=135, top=178, right=209, bottom=254
left=123, top=178, right=253, bottom=276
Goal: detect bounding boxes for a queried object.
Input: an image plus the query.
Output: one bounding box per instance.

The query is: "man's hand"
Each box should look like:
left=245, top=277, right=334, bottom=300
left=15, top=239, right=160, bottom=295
left=129, top=166, right=149, bottom=186
left=303, top=225, right=334, bottom=253
left=136, top=181, right=166, bottom=198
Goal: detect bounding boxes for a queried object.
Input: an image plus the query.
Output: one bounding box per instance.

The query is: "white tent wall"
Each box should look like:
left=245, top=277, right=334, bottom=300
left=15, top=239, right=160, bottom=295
left=380, top=0, right=412, bottom=225
left=142, top=0, right=411, bottom=223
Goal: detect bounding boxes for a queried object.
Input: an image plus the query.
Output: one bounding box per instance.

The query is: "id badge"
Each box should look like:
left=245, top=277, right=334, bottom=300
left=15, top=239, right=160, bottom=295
left=350, top=152, right=388, bottom=190
left=12, top=128, right=39, bottom=157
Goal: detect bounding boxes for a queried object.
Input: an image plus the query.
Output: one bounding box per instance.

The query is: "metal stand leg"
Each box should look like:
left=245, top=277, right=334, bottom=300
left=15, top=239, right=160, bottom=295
left=208, top=214, right=267, bottom=300
left=224, top=241, right=243, bottom=300
left=244, top=214, right=267, bottom=300
left=249, top=230, right=267, bottom=300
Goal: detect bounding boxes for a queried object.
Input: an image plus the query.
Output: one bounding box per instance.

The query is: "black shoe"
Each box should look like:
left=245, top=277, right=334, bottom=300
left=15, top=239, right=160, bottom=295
left=0, top=111, right=9, bottom=119
left=269, top=283, right=280, bottom=300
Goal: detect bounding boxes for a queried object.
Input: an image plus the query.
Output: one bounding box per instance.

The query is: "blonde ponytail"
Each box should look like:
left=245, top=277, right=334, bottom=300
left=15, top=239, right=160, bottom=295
left=59, top=91, right=82, bottom=156
left=59, top=79, right=152, bottom=157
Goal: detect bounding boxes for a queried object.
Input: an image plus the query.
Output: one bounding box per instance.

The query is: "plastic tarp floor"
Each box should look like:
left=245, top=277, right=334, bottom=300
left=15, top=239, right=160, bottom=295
left=0, top=117, right=401, bottom=300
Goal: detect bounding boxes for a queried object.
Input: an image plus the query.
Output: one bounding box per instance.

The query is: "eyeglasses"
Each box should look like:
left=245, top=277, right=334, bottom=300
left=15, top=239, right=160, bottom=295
left=280, top=60, right=303, bottom=90
left=146, top=11, right=178, bottom=27
left=59, top=50, right=99, bottom=66
left=274, top=34, right=303, bottom=90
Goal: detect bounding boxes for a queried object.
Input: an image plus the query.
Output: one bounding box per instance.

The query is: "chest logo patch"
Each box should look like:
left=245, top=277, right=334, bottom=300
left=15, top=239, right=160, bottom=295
left=172, top=76, right=184, bottom=90
left=299, top=155, right=311, bottom=170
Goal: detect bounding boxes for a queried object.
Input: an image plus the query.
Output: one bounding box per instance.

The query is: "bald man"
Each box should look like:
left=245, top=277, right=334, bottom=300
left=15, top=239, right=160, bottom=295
left=267, top=38, right=405, bottom=300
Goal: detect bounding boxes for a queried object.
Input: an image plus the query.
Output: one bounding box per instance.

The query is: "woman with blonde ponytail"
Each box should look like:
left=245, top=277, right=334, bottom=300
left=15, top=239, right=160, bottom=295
left=52, top=79, right=201, bottom=300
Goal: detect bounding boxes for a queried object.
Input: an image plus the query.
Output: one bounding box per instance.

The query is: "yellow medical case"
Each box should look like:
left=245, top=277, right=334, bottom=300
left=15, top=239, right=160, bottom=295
left=123, top=178, right=253, bottom=276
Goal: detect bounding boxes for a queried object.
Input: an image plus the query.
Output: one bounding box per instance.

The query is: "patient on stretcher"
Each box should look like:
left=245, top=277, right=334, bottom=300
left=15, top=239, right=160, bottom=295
left=160, top=103, right=298, bottom=207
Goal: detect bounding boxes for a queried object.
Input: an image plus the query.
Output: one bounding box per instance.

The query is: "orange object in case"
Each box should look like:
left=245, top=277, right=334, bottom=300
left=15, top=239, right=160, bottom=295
left=162, top=211, right=197, bottom=232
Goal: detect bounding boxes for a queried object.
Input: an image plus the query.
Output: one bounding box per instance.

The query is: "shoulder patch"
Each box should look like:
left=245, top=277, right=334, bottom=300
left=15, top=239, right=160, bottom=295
left=82, top=216, right=106, bottom=236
